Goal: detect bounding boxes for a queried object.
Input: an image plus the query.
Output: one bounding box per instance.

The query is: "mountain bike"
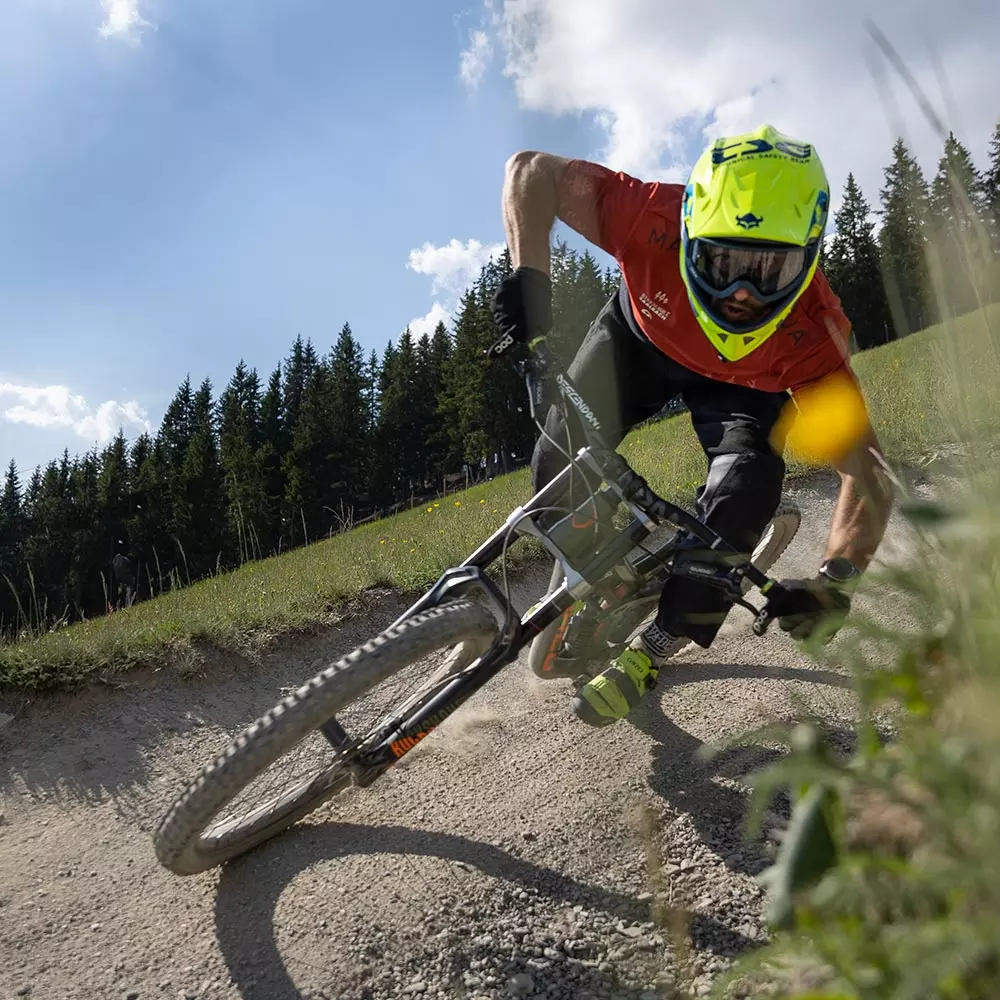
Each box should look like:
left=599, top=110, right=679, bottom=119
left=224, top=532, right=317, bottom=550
left=153, top=345, right=801, bottom=876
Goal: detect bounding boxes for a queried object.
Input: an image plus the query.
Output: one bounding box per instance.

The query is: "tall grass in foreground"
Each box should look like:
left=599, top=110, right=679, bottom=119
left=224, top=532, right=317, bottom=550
left=708, top=33, right=1000, bottom=995
left=712, top=472, right=1000, bottom=998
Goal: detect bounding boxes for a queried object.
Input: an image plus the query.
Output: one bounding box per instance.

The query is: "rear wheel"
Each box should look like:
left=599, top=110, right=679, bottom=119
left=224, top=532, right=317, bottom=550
left=154, top=600, right=498, bottom=875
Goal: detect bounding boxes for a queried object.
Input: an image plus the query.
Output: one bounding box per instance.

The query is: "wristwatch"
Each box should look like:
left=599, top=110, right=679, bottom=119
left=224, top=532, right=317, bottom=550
left=819, top=557, right=863, bottom=585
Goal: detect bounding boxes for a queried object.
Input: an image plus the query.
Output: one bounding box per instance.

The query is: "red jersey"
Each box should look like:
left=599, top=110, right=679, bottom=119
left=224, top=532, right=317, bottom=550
left=570, top=161, right=854, bottom=394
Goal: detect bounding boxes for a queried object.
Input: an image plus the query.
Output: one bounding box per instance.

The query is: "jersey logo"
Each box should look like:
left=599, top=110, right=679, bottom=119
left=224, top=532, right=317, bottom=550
left=648, top=227, right=680, bottom=251
left=785, top=328, right=807, bottom=346
left=736, top=212, right=763, bottom=230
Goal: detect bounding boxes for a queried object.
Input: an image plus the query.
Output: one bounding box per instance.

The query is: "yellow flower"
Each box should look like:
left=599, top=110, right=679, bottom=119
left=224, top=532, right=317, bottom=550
left=434, top=502, right=440, bottom=508
left=455, top=501, right=461, bottom=507
left=380, top=539, right=386, bottom=545
left=410, top=547, right=416, bottom=553
left=426, top=507, right=433, bottom=513
left=479, top=499, right=485, bottom=504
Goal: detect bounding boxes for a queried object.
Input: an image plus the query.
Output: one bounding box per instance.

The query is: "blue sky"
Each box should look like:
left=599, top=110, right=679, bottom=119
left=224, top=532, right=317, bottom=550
left=2, top=0, right=998, bottom=478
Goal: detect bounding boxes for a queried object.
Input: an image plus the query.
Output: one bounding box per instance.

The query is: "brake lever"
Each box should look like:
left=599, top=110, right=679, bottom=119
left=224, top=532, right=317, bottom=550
left=751, top=578, right=789, bottom=636
left=752, top=605, right=776, bottom=637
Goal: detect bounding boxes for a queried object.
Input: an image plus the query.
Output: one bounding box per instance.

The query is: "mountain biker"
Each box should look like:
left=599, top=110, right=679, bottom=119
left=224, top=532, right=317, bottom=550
left=490, top=123, right=893, bottom=728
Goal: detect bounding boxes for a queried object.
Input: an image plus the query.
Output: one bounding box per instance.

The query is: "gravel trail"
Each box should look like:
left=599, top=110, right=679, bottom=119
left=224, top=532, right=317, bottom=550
left=0, top=472, right=920, bottom=1000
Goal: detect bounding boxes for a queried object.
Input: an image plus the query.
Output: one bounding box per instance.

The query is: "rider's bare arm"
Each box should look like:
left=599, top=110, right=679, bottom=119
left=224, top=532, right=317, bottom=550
left=823, top=425, right=893, bottom=571
left=501, top=152, right=607, bottom=273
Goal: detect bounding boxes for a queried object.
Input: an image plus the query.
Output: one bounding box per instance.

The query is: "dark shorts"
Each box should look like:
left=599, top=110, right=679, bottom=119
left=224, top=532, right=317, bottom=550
left=531, top=289, right=788, bottom=647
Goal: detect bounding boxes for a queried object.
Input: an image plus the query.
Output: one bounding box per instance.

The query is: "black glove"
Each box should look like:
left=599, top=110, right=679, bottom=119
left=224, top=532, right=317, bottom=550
left=490, top=267, right=553, bottom=350
left=769, top=576, right=852, bottom=642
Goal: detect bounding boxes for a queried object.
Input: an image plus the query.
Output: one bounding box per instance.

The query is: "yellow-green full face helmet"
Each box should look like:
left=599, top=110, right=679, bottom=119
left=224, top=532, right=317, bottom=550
left=680, top=123, right=830, bottom=362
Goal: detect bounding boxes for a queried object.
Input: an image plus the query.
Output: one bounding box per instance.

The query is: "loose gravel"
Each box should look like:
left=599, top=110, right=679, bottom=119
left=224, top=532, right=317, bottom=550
left=0, top=474, right=922, bottom=999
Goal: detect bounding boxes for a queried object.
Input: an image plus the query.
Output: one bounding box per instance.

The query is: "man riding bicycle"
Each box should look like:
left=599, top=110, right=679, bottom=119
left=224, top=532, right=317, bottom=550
left=490, top=124, right=893, bottom=728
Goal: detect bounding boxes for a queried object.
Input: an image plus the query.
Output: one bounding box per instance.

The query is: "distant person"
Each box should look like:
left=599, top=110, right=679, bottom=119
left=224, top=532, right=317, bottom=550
left=112, top=541, right=136, bottom=609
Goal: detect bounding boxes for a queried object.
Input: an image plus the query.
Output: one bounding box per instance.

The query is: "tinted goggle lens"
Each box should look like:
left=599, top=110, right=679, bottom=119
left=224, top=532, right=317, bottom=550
left=692, top=240, right=806, bottom=297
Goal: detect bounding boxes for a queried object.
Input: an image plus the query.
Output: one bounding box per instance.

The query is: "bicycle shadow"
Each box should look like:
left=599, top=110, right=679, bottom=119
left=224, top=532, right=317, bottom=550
left=213, top=821, right=755, bottom=1000
left=627, top=660, right=854, bottom=877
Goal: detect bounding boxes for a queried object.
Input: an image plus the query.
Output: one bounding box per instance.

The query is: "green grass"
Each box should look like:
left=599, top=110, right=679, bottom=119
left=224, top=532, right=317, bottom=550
left=2, top=304, right=998, bottom=691
left=714, top=375, right=1000, bottom=1000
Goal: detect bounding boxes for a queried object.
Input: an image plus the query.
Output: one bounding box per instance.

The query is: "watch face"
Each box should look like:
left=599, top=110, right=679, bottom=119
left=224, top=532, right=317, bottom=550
left=822, top=557, right=860, bottom=582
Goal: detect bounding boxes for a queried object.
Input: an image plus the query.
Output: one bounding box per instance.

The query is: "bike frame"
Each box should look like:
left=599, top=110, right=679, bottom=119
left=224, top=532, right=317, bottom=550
left=319, top=362, right=784, bottom=785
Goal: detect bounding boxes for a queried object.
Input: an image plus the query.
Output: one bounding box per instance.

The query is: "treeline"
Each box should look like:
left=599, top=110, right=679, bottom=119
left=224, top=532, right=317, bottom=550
left=824, top=126, right=1000, bottom=348
left=1, top=122, right=999, bottom=638
left=0, top=247, right=616, bottom=636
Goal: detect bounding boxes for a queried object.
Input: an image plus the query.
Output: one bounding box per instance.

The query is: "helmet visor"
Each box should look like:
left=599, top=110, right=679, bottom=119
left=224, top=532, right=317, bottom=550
left=691, top=238, right=807, bottom=301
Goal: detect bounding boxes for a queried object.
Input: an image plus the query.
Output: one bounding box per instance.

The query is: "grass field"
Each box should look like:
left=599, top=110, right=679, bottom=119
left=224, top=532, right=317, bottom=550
left=1, top=303, right=998, bottom=691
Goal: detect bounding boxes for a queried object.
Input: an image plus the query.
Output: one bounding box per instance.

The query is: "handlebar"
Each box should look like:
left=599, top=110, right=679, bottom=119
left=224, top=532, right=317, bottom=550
left=491, top=334, right=791, bottom=630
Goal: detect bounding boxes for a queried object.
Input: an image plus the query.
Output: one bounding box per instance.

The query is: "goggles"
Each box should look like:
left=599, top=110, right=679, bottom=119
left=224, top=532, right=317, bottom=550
left=689, top=237, right=810, bottom=303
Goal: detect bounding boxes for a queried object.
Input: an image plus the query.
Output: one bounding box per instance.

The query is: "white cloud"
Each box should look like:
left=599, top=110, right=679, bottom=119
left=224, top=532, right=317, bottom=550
left=0, top=383, right=152, bottom=446
left=99, top=0, right=151, bottom=42
left=408, top=302, right=453, bottom=340
left=408, top=238, right=506, bottom=296
left=487, top=0, right=1000, bottom=200
left=459, top=29, right=494, bottom=91
left=406, top=238, right=505, bottom=335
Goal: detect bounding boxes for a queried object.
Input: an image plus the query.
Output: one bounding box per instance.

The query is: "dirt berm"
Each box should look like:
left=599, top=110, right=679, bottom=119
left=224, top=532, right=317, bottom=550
left=0, top=471, right=922, bottom=1000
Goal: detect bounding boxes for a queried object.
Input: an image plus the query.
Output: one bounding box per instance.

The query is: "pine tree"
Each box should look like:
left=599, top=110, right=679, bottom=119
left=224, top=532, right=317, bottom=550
left=157, top=375, right=195, bottom=554
left=127, top=433, right=168, bottom=599
left=256, top=367, right=285, bottom=554
left=370, top=341, right=400, bottom=505
left=440, top=254, right=531, bottom=483
left=158, top=376, right=195, bottom=473
left=879, top=138, right=933, bottom=335
left=420, top=321, right=453, bottom=485
left=375, top=328, right=425, bottom=501
left=17, top=459, right=70, bottom=622
left=176, top=379, right=226, bottom=578
left=66, top=450, right=103, bottom=612
left=281, top=335, right=318, bottom=441
left=284, top=358, right=337, bottom=544
left=328, top=323, right=370, bottom=514
left=0, top=460, right=25, bottom=631
left=219, top=361, right=266, bottom=562
left=984, top=121, right=1000, bottom=303
left=364, top=349, right=380, bottom=439
left=928, top=132, right=991, bottom=317
left=825, top=173, right=893, bottom=349
left=98, top=432, right=131, bottom=558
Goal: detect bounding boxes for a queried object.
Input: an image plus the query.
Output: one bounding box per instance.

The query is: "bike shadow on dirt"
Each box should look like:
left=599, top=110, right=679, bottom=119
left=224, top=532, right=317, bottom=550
left=213, top=820, right=756, bottom=1000
left=627, top=660, right=855, bottom=879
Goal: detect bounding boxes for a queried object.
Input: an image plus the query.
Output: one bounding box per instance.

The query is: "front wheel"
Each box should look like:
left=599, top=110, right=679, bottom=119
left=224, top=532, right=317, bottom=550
left=154, top=599, right=498, bottom=875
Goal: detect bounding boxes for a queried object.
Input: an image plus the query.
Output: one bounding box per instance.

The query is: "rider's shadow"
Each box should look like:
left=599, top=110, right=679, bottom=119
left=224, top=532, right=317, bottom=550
left=627, top=660, right=854, bottom=877
left=212, top=821, right=757, bottom=1000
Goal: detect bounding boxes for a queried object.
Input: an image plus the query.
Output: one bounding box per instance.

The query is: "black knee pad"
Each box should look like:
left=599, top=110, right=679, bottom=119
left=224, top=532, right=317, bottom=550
left=695, top=451, right=785, bottom=553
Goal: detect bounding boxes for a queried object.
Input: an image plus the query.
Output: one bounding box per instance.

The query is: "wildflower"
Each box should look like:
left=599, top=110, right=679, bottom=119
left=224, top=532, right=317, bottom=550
left=455, top=501, right=461, bottom=507
left=479, top=499, right=485, bottom=504
left=434, top=502, right=440, bottom=508
left=380, top=539, right=386, bottom=545
left=427, top=507, right=433, bottom=513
